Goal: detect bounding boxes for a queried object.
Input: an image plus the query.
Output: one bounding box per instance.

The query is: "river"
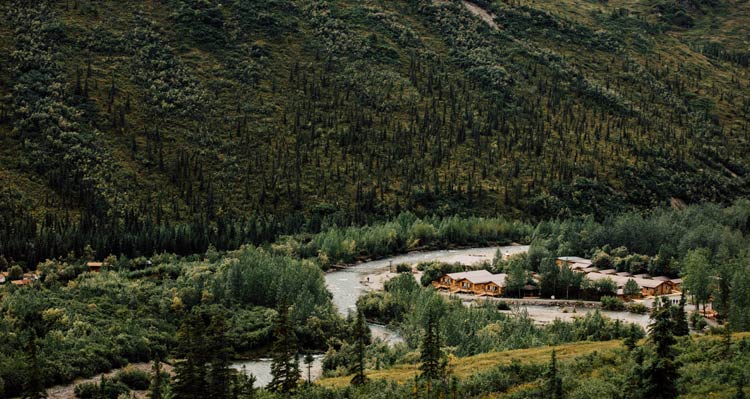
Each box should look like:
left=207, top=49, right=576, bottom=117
left=232, top=245, right=528, bottom=384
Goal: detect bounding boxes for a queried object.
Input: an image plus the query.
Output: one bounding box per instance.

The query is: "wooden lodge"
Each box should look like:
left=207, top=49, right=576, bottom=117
left=433, top=270, right=508, bottom=297
left=556, top=257, right=681, bottom=297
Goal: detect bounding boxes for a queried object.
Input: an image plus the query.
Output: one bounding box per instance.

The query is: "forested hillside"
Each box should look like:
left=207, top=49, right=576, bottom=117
left=1, top=0, right=749, bottom=264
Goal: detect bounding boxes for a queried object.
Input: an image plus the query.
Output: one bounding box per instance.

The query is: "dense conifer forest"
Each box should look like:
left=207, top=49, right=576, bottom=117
left=1, top=0, right=749, bottom=265
left=2, top=0, right=750, bottom=398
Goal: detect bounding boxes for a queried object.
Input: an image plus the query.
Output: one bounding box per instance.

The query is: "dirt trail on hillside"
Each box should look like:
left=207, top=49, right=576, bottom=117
left=433, top=0, right=499, bottom=28
left=462, top=1, right=499, bottom=28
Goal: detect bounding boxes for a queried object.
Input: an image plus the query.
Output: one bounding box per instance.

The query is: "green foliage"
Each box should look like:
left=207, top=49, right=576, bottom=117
left=356, top=273, right=640, bottom=361
left=504, top=260, right=528, bottom=298
left=543, top=350, right=564, bottom=399
left=74, top=377, right=129, bottom=399
left=350, top=309, right=369, bottom=386
left=149, top=358, right=166, bottom=399
left=601, top=296, right=626, bottom=311
left=623, top=278, right=641, bottom=298
left=268, top=306, right=301, bottom=394
left=0, top=247, right=342, bottom=397
left=418, top=315, right=445, bottom=381
left=2, top=0, right=749, bottom=268
left=115, top=367, right=150, bottom=390
left=130, top=19, right=207, bottom=118
left=645, top=297, right=679, bottom=399
left=7, top=265, right=23, bottom=281
left=627, top=303, right=649, bottom=314
left=682, top=248, right=713, bottom=310
left=171, top=0, right=226, bottom=46
left=395, top=264, right=411, bottom=274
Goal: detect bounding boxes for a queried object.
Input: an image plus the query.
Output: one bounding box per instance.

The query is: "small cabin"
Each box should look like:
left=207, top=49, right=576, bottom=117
left=640, top=279, right=673, bottom=297
left=87, top=262, right=104, bottom=272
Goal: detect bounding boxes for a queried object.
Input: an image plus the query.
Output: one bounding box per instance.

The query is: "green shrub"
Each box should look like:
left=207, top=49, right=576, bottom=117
left=74, top=382, right=99, bottom=399
left=115, top=367, right=150, bottom=390
left=600, top=296, right=626, bottom=311
left=396, top=264, right=411, bottom=273
left=626, top=303, right=648, bottom=314
left=74, top=378, right=129, bottom=399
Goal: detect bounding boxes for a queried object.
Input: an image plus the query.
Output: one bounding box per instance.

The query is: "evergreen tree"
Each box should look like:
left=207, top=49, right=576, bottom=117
left=172, top=312, right=208, bottom=399
left=625, top=348, right=647, bottom=399
left=624, top=323, right=641, bottom=351
left=268, top=306, right=300, bottom=393
left=303, top=354, right=314, bottom=383
left=671, top=291, right=689, bottom=337
left=724, top=326, right=734, bottom=359
left=350, top=308, right=369, bottom=386
left=231, top=369, right=256, bottom=399
left=419, top=315, right=444, bottom=381
left=543, top=349, right=564, bottom=399
left=730, top=265, right=750, bottom=331
left=623, top=279, right=640, bottom=298
left=23, top=332, right=44, bottom=399
left=148, top=357, right=164, bottom=399
left=206, top=312, right=232, bottom=399
left=644, top=297, right=679, bottom=399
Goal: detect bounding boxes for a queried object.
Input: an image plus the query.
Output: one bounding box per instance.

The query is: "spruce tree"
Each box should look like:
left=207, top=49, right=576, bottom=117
left=644, top=297, right=679, bottom=399
left=23, top=332, right=45, bottom=399
left=206, top=312, right=232, bottom=399
left=148, top=357, right=163, bottom=399
left=625, top=347, right=647, bottom=399
left=419, top=315, right=444, bottom=381
left=172, top=312, right=208, bottom=399
left=231, top=370, right=256, bottom=399
left=543, top=350, right=564, bottom=399
left=624, top=323, right=641, bottom=351
left=350, top=308, right=369, bottom=386
left=268, top=306, right=301, bottom=393
left=671, top=291, right=689, bottom=337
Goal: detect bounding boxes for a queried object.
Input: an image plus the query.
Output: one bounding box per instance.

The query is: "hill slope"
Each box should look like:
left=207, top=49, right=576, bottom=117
left=317, top=333, right=750, bottom=398
left=1, top=0, right=749, bottom=263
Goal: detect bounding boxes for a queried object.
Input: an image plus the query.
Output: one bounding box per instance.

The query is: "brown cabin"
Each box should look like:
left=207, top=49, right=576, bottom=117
left=87, top=262, right=104, bottom=272
left=432, top=270, right=507, bottom=297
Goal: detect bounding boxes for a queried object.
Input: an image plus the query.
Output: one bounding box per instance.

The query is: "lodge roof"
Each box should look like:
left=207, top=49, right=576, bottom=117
left=557, top=256, right=592, bottom=264
left=586, top=272, right=668, bottom=289
left=447, top=270, right=508, bottom=286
